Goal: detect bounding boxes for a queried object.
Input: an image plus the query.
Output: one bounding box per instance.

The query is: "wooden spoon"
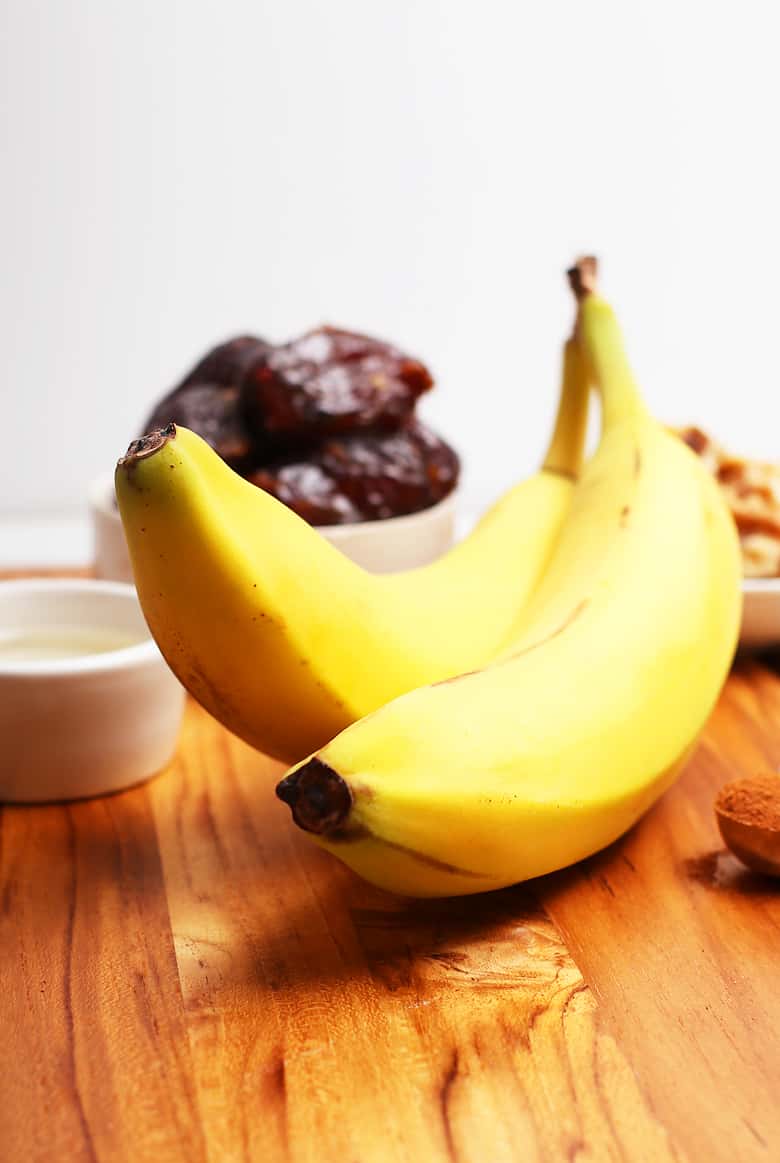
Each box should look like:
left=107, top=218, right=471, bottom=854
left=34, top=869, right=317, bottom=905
left=715, top=773, right=780, bottom=877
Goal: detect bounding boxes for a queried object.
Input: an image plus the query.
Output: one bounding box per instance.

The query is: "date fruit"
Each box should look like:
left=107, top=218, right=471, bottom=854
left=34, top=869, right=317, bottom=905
left=144, top=383, right=253, bottom=469
left=241, top=326, right=433, bottom=440
left=178, top=335, right=271, bottom=390
left=140, top=328, right=458, bottom=525
left=248, top=420, right=459, bottom=525
left=142, top=336, right=270, bottom=467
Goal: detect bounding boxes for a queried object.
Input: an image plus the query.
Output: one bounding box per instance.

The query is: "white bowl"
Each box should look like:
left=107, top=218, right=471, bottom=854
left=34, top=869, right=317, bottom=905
left=0, top=579, right=185, bottom=802
left=90, top=471, right=458, bottom=581
left=740, top=578, right=780, bottom=650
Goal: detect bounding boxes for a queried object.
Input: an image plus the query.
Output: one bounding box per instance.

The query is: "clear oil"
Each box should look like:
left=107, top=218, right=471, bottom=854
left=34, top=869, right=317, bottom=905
left=0, top=625, right=144, bottom=663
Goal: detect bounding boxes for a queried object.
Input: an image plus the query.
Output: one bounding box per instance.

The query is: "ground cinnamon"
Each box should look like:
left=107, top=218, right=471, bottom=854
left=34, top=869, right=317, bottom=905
left=715, top=774, right=780, bottom=830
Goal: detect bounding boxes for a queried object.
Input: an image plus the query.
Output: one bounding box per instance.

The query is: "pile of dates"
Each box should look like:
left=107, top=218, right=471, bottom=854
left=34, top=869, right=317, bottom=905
left=143, top=327, right=459, bottom=525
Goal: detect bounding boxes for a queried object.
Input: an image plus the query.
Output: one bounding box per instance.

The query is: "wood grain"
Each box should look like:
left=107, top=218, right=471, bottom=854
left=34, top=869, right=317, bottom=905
left=152, top=701, right=681, bottom=1163
left=2, top=571, right=779, bottom=1161
left=0, top=790, right=205, bottom=1163
left=540, top=659, right=780, bottom=1163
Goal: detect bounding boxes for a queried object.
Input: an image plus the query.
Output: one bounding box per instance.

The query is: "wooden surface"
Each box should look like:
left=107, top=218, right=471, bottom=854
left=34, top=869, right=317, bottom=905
left=2, top=580, right=780, bottom=1160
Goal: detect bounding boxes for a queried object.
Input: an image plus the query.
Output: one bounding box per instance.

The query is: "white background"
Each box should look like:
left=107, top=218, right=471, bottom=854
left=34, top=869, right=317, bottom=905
left=1, top=1, right=779, bottom=562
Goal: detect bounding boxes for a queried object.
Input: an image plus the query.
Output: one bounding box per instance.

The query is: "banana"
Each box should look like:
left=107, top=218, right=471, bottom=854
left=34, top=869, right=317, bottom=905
left=116, top=340, right=589, bottom=763
left=276, top=259, right=742, bottom=896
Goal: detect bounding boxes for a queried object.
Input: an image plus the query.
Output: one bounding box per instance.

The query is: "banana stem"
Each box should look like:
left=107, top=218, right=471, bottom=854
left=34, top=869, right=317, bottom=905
left=276, top=759, right=352, bottom=835
left=542, top=338, right=590, bottom=478
left=568, top=257, right=648, bottom=430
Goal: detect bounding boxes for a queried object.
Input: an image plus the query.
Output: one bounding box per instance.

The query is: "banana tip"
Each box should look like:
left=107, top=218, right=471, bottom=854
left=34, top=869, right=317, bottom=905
left=117, top=422, right=177, bottom=473
left=276, top=758, right=352, bottom=835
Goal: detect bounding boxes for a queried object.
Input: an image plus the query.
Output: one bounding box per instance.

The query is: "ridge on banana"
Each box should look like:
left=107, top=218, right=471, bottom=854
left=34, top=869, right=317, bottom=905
left=116, top=340, right=589, bottom=763
left=275, top=258, right=743, bottom=898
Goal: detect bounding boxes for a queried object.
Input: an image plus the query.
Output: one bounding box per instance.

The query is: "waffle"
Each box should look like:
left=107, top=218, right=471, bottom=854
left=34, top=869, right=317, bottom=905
left=678, top=427, right=780, bottom=577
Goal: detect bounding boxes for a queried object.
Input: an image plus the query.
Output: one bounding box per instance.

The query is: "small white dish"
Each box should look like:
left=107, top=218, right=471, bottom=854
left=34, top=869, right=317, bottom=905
left=0, top=579, right=185, bottom=802
left=90, top=471, right=458, bottom=581
left=740, top=578, right=780, bottom=650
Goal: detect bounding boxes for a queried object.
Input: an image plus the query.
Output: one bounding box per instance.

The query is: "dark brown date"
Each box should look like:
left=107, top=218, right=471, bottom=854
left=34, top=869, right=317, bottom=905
left=240, top=326, right=433, bottom=440
left=143, top=383, right=254, bottom=468
left=318, top=419, right=459, bottom=520
left=141, top=336, right=270, bottom=468
left=139, top=329, right=458, bottom=526
left=178, top=335, right=271, bottom=389
left=248, top=420, right=459, bottom=525
left=248, top=463, right=363, bottom=526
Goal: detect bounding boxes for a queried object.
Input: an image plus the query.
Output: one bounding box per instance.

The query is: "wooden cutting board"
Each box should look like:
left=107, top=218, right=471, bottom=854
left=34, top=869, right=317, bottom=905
left=2, top=572, right=780, bottom=1162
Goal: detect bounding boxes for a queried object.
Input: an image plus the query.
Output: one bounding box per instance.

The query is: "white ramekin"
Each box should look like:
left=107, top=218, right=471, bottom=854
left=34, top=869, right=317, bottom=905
left=90, top=471, right=458, bottom=581
left=0, top=579, right=185, bottom=802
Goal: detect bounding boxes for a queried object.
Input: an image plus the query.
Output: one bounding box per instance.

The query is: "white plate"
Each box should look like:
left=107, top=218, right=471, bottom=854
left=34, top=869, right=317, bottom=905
left=740, top=578, right=780, bottom=650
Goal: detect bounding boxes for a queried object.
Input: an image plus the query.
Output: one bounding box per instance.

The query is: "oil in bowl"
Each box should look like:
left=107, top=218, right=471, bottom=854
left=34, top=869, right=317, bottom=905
left=0, top=625, right=144, bottom=663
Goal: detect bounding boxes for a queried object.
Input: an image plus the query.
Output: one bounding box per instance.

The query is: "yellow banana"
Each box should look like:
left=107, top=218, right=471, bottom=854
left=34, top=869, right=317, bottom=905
left=276, top=260, right=742, bottom=896
left=116, top=341, right=589, bottom=763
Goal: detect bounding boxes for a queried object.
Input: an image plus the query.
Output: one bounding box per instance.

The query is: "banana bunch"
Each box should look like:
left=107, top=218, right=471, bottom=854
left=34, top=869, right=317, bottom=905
left=275, top=260, right=742, bottom=896
left=117, top=338, right=589, bottom=762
